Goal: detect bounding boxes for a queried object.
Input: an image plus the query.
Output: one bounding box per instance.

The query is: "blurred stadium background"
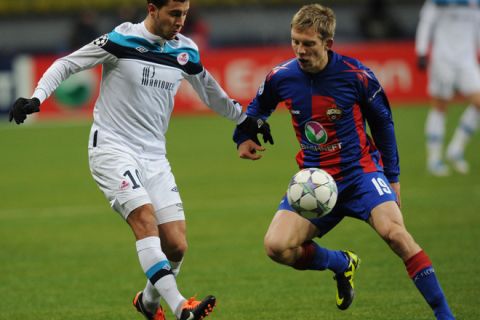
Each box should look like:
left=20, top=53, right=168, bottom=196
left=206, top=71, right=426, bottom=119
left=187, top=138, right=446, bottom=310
left=1, top=0, right=422, bottom=118
left=1, top=1, right=479, bottom=320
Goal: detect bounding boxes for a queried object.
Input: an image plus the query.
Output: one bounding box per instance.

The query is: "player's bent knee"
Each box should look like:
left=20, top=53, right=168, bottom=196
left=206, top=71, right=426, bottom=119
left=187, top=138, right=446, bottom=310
left=263, top=237, right=278, bottom=257
left=264, top=247, right=288, bottom=264
left=264, top=237, right=291, bottom=263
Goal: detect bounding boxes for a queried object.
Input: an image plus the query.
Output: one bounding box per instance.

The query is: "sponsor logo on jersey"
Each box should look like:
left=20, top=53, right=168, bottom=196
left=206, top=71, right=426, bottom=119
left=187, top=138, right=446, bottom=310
left=171, top=186, right=178, bottom=192
left=305, top=121, right=328, bottom=144
left=93, top=34, right=109, bottom=47
left=177, top=52, right=189, bottom=65
left=326, top=106, right=342, bottom=121
left=141, top=66, right=175, bottom=90
left=300, top=142, right=342, bottom=152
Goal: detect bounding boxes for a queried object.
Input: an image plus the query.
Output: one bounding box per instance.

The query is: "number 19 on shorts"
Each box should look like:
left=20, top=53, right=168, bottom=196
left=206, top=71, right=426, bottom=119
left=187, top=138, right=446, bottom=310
left=371, top=177, right=392, bottom=196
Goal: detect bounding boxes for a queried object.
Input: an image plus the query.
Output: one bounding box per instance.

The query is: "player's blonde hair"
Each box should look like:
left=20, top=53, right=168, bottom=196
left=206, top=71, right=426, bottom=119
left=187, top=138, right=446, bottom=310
left=291, top=4, right=336, bottom=40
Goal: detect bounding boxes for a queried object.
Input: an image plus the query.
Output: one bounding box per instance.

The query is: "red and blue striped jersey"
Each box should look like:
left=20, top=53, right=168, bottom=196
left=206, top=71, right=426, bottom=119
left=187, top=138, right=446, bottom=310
left=234, top=51, right=400, bottom=182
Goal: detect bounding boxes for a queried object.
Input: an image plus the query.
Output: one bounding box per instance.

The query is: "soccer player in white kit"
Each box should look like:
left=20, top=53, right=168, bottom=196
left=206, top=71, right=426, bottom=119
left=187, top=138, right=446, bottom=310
left=8, top=1, right=273, bottom=320
left=415, top=0, right=480, bottom=176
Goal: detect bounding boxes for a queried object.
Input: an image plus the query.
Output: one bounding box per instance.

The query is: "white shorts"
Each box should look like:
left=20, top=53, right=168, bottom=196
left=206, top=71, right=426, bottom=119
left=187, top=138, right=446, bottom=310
left=429, top=61, right=480, bottom=99
left=88, top=146, right=184, bottom=223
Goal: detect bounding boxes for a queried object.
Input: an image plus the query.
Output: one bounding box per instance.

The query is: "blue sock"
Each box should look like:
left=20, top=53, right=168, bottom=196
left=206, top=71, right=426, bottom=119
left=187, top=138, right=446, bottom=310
left=311, top=244, right=348, bottom=273
left=292, top=241, right=348, bottom=273
left=406, top=251, right=455, bottom=320
left=413, top=267, right=455, bottom=320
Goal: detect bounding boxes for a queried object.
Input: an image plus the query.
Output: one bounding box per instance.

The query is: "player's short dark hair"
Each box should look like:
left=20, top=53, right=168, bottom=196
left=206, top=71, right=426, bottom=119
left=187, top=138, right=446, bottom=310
left=147, top=0, right=188, bottom=8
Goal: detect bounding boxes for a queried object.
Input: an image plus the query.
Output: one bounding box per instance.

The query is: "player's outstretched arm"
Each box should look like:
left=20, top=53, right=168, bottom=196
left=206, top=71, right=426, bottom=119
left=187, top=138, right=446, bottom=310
left=9, top=97, right=40, bottom=125
left=238, top=139, right=266, bottom=160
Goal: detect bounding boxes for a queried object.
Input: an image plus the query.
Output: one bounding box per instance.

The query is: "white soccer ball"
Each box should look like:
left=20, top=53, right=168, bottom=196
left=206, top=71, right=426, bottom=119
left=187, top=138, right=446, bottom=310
left=287, top=168, right=338, bottom=219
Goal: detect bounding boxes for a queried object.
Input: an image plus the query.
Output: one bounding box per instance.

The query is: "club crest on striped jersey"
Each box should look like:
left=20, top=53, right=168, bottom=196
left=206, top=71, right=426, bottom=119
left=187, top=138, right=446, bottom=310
left=177, top=52, right=189, bottom=65
left=305, top=121, right=328, bottom=145
left=326, top=105, right=342, bottom=121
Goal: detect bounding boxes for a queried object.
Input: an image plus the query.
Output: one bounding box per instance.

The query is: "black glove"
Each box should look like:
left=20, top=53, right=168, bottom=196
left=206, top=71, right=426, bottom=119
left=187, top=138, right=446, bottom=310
left=417, top=55, right=428, bottom=71
left=237, top=116, right=274, bottom=145
left=9, top=97, right=40, bottom=124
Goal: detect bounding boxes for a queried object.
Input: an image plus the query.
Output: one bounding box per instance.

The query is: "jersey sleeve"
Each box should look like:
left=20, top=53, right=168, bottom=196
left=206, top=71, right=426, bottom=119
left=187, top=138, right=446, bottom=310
left=32, top=36, right=117, bottom=103
left=185, top=68, right=244, bottom=122
left=360, top=69, right=400, bottom=183
left=232, top=71, right=282, bottom=145
left=415, top=1, right=438, bottom=56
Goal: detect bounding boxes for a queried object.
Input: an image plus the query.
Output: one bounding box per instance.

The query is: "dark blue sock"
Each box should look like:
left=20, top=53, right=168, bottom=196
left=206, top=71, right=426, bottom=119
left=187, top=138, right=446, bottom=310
left=412, top=267, right=455, bottom=320
left=309, top=242, right=348, bottom=273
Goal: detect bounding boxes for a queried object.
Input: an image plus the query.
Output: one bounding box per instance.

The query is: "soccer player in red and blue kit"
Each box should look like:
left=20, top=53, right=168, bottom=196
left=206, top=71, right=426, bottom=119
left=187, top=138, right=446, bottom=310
left=233, top=4, right=455, bottom=319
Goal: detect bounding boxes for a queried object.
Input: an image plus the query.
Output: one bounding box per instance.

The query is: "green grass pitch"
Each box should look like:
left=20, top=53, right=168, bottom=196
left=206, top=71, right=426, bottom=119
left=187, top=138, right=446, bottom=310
left=0, top=105, right=479, bottom=319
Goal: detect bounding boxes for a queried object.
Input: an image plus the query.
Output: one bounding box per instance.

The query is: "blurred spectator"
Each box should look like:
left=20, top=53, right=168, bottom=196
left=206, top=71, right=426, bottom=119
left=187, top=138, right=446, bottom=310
left=69, top=10, right=100, bottom=51
left=358, top=0, right=406, bottom=40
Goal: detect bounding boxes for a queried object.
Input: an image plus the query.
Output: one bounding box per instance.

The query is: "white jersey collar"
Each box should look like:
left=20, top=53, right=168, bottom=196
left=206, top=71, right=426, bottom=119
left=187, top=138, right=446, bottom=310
left=139, top=21, right=167, bottom=46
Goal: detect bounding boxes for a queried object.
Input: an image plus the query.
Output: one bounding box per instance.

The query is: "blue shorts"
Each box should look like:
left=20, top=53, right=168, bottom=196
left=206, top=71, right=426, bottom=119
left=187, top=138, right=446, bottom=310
left=278, top=171, right=397, bottom=238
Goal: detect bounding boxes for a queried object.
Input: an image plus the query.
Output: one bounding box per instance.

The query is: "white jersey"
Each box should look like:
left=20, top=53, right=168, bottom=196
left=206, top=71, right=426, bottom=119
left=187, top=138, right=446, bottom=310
left=415, top=0, right=480, bottom=67
left=32, top=22, right=245, bottom=158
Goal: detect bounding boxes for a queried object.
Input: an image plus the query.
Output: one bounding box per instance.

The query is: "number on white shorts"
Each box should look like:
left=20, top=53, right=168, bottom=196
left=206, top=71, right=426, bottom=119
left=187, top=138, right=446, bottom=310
left=123, top=169, right=142, bottom=189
